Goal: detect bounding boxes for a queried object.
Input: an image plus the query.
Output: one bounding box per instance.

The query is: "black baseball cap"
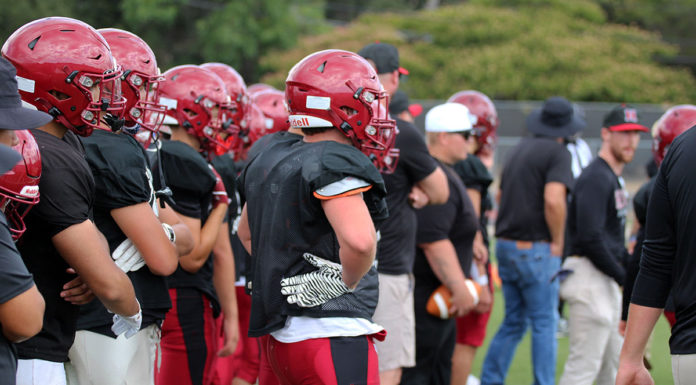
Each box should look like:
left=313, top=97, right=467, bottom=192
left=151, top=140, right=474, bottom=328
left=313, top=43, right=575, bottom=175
left=0, top=57, right=52, bottom=131
left=602, top=104, right=649, bottom=132
left=358, top=43, right=409, bottom=75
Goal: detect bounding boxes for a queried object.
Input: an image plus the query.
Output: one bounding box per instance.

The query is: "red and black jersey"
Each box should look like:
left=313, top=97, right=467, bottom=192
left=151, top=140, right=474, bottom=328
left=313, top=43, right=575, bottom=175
left=239, top=139, right=388, bottom=337
left=76, top=130, right=171, bottom=337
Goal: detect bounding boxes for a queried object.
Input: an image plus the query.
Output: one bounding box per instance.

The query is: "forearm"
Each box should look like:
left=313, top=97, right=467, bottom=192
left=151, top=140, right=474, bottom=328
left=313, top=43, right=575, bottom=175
left=213, top=223, right=238, bottom=321
left=156, top=202, right=194, bottom=257
left=420, top=239, right=468, bottom=293
left=54, top=220, right=139, bottom=317
left=544, top=199, right=566, bottom=246
left=180, top=204, right=228, bottom=273
left=418, top=167, right=449, bottom=205
left=339, top=239, right=376, bottom=289
left=620, top=304, right=662, bottom=363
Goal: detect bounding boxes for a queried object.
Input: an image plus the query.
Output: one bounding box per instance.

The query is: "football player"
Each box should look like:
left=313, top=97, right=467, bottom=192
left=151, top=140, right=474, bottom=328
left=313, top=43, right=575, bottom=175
left=2, top=17, right=141, bottom=385
left=236, top=49, right=397, bottom=384
left=63, top=28, right=194, bottom=385
left=153, top=65, right=234, bottom=385
left=0, top=57, right=48, bottom=385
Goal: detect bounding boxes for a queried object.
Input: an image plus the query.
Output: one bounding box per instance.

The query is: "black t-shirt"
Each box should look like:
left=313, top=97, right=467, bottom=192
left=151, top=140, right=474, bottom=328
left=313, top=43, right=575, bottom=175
left=495, top=137, right=573, bottom=241
left=567, top=157, right=628, bottom=285
left=158, top=140, right=220, bottom=314
left=16, top=129, right=95, bottom=362
left=632, top=127, right=696, bottom=354
left=77, top=130, right=171, bottom=336
left=414, top=162, right=479, bottom=294
left=0, top=212, right=34, bottom=384
left=239, top=139, right=388, bottom=337
left=377, top=117, right=439, bottom=275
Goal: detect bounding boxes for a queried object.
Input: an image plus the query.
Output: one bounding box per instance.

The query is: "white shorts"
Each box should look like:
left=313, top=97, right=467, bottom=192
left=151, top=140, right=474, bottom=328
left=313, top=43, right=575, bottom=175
left=372, top=273, right=416, bottom=372
left=16, top=359, right=67, bottom=385
left=65, top=324, right=160, bottom=385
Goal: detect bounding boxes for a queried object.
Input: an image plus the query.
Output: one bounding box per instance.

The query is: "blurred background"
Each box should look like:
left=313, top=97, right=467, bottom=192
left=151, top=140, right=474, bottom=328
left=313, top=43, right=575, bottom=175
left=2, top=0, right=690, bottom=180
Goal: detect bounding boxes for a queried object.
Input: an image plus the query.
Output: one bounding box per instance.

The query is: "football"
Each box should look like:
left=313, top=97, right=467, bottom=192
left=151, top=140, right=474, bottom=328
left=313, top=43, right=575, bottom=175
left=426, top=280, right=482, bottom=319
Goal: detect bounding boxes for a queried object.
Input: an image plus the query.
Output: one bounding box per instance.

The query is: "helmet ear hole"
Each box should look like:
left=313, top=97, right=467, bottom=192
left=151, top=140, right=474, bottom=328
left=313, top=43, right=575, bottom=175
left=49, top=90, right=71, bottom=101
left=340, top=106, right=358, bottom=117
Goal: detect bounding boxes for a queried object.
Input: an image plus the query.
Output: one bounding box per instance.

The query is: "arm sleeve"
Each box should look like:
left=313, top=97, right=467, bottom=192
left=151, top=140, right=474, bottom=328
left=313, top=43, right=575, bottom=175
left=89, top=147, right=151, bottom=210
left=631, top=168, right=674, bottom=308
left=416, top=201, right=456, bottom=245
left=397, top=122, right=439, bottom=184
left=0, top=222, right=34, bottom=304
left=34, top=166, right=93, bottom=237
left=573, top=174, right=626, bottom=285
left=314, top=177, right=371, bottom=200
left=545, top=145, right=574, bottom=189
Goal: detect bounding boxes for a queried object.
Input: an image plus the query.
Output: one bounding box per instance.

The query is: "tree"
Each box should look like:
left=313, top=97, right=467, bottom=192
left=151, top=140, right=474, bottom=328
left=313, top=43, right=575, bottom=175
left=260, top=0, right=696, bottom=103
left=0, top=0, right=328, bottom=84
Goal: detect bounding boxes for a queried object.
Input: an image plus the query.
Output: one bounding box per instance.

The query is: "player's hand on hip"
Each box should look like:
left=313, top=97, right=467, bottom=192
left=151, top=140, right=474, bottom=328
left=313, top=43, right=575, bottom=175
left=280, top=253, right=353, bottom=307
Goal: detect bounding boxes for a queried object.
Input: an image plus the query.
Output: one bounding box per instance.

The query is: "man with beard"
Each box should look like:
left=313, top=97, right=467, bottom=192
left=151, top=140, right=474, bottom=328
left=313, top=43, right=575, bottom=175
left=559, top=104, right=648, bottom=385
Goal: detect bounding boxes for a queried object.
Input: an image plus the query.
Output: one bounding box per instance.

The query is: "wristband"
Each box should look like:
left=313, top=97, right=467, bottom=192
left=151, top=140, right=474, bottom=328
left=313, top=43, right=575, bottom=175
left=162, top=223, right=176, bottom=243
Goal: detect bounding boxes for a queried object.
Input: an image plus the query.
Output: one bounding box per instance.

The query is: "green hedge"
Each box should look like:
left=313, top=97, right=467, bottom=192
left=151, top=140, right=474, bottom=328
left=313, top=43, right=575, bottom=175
left=260, top=1, right=696, bottom=103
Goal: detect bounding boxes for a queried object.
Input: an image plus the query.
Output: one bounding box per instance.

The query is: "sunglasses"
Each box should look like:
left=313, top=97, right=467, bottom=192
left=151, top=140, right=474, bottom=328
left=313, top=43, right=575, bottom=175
left=451, top=131, right=472, bottom=140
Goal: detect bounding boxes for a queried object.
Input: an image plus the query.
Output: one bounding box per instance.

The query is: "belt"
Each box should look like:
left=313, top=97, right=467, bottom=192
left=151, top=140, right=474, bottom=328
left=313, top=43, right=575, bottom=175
left=499, top=238, right=548, bottom=250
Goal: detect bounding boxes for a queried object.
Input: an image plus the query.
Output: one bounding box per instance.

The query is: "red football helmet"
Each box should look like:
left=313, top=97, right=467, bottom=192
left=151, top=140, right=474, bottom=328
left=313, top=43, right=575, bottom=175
left=248, top=83, right=275, bottom=96
left=2, top=17, right=126, bottom=137
left=158, top=65, right=231, bottom=158
left=200, top=63, right=250, bottom=137
left=252, top=89, right=290, bottom=134
left=0, top=130, right=41, bottom=241
left=652, top=104, right=696, bottom=165
left=448, top=90, right=499, bottom=156
left=227, top=103, right=267, bottom=160
left=99, top=28, right=166, bottom=143
left=285, top=49, right=399, bottom=173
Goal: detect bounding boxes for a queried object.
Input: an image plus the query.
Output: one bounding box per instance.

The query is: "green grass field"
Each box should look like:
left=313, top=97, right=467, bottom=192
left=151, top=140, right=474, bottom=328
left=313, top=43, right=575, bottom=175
left=468, top=285, right=674, bottom=384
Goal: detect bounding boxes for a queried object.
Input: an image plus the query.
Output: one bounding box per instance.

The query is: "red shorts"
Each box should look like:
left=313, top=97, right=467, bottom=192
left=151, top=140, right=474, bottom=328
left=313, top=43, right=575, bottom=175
left=455, top=300, right=493, bottom=347
left=156, top=288, right=218, bottom=385
left=664, top=310, right=676, bottom=328
left=258, top=335, right=379, bottom=385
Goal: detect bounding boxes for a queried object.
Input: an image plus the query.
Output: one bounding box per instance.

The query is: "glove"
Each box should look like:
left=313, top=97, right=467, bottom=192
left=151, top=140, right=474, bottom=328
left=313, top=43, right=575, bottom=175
left=209, top=166, right=230, bottom=208
left=111, top=238, right=146, bottom=273
left=111, top=300, right=143, bottom=339
left=280, top=253, right=353, bottom=308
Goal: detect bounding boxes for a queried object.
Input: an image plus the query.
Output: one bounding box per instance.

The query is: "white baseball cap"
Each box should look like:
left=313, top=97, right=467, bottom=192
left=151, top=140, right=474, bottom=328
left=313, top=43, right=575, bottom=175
left=425, top=102, right=476, bottom=133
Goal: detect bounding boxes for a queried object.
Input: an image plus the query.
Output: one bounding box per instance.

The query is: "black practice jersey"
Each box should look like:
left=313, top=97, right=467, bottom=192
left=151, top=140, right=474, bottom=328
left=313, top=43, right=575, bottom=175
left=632, top=127, right=696, bottom=354
left=239, top=138, right=388, bottom=337
left=454, top=154, right=493, bottom=245
left=17, top=129, right=95, bottom=362
left=377, top=118, right=439, bottom=275
left=568, top=157, right=628, bottom=285
left=158, top=140, right=219, bottom=314
left=496, top=137, right=573, bottom=241
left=77, top=130, right=171, bottom=336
